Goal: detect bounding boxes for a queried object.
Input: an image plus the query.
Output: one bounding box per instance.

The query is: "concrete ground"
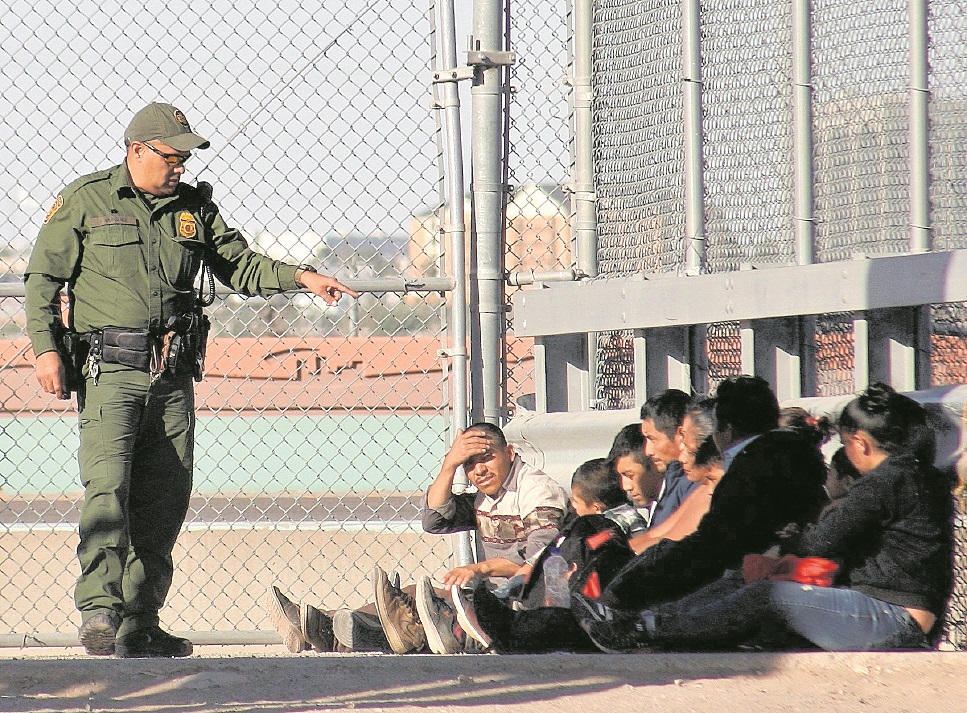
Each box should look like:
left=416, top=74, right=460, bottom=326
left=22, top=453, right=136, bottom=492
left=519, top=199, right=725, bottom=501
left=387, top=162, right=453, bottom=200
left=0, top=646, right=964, bottom=713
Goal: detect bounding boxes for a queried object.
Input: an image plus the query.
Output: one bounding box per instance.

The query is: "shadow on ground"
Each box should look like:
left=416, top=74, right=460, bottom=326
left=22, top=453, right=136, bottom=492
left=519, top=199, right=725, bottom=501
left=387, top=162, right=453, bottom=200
left=3, top=649, right=963, bottom=713
left=1, top=650, right=781, bottom=712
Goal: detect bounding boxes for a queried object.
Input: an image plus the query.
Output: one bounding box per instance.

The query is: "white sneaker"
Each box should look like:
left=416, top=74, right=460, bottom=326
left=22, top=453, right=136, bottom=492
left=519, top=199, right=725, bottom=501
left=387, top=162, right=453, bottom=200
left=450, top=584, right=492, bottom=649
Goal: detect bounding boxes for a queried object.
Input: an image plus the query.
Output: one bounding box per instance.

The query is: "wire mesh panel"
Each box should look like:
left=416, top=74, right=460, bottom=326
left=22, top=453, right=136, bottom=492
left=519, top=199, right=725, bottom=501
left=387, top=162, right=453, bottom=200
left=594, top=330, right=636, bottom=410
left=701, top=0, right=796, bottom=273
left=0, top=0, right=460, bottom=641
left=813, top=312, right=855, bottom=397
left=706, top=321, right=742, bottom=392
left=931, top=302, right=967, bottom=387
left=811, top=0, right=910, bottom=263
left=927, top=2, right=967, bottom=253
left=592, top=0, right=686, bottom=277
left=943, top=509, right=967, bottom=650
left=503, top=0, right=573, bottom=414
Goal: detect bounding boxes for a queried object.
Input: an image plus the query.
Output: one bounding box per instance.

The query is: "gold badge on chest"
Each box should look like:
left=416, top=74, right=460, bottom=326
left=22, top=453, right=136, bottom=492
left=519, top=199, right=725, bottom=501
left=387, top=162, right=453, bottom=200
left=178, top=211, right=197, bottom=239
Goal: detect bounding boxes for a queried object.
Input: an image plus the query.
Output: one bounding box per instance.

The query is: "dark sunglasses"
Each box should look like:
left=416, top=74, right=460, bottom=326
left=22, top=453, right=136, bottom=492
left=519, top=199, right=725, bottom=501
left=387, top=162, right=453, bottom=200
left=142, top=142, right=191, bottom=166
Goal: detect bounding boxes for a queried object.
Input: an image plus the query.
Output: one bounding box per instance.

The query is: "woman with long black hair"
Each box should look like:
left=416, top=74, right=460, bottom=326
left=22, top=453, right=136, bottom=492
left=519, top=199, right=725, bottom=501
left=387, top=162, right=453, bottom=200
left=577, top=383, right=954, bottom=652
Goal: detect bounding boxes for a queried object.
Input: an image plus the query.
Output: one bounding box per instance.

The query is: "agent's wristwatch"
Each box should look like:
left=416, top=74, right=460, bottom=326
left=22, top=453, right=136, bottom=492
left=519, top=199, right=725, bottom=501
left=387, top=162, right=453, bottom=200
left=294, top=264, right=317, bottom=287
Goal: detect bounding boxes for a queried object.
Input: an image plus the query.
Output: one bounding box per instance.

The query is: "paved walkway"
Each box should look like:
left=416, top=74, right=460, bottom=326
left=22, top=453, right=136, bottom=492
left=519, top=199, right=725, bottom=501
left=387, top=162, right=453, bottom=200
left=0, top=647, right=964, bottom=713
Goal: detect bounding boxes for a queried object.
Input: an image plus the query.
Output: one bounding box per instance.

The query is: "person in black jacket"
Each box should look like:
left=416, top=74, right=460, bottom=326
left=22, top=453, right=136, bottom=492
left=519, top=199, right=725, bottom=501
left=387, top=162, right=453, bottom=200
left=576, top=383, right=953, bottom=652
left=592, top=376, right=828, bottom=611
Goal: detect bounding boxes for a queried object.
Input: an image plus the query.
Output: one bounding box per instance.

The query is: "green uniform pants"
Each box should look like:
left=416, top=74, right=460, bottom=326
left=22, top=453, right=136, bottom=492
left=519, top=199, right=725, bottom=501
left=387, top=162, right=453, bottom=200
left=75, top=369, right=194, bottom=635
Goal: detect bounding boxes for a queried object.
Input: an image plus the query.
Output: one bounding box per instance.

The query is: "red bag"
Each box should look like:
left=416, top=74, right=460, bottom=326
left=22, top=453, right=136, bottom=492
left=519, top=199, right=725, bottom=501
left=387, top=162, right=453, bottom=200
left=743, top=554, right=840, bottom=587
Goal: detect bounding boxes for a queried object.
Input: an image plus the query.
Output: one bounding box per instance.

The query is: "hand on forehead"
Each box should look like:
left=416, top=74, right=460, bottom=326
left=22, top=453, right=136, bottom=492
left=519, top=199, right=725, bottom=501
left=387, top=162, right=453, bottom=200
left=462, top=431, right=498, bottom=463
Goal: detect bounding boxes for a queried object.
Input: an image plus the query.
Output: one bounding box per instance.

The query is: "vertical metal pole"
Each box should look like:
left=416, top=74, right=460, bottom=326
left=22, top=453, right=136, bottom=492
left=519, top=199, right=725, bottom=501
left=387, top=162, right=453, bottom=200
left=470, top=0, right=506, bottom=425
left=433, top=0, right=473, bottom=565
left=435, top=0, right=469, bottom=434
left=682, top=0, right=706, bottom=276
left=909, top=0, right=930, bottom=253
left=571, top=0, right=597, bottom=278
left=792, top=0, right=815, bottom=266
left=571, top=0, right=599, bottom=411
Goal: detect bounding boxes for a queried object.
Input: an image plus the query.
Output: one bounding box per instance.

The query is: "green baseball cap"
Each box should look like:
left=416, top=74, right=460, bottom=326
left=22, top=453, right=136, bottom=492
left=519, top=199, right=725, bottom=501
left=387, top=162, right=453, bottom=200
left=124, top=102, right=210, bottom=151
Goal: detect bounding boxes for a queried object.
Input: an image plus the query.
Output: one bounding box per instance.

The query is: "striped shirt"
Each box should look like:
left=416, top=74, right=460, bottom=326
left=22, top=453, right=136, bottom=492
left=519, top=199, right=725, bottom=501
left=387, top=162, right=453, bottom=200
left=422, top=455, right=568, bottom=566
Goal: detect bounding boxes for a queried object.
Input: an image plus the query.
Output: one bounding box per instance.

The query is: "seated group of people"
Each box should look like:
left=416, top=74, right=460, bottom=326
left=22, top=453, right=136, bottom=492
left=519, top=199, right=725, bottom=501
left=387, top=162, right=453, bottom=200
left=268, top=375, right=955, bottom=654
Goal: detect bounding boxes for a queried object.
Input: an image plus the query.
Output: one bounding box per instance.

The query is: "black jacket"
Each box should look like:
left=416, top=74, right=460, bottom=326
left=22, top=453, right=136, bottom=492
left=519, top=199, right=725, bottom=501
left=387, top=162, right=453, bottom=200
left=789, top=452, right=953, bottom=617
left=600, top=429, right=828, bottom=609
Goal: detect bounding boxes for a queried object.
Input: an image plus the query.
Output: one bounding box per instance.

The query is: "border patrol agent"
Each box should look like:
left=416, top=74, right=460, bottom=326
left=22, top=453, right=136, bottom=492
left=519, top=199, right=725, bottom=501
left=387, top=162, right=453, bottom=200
left=25, top=102, right=358, bottom=658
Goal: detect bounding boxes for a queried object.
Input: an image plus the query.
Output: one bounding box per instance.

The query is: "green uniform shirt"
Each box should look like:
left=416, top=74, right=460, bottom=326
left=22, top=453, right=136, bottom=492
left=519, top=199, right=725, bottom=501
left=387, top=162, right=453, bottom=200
left=25, top=163, right=301, bottom=357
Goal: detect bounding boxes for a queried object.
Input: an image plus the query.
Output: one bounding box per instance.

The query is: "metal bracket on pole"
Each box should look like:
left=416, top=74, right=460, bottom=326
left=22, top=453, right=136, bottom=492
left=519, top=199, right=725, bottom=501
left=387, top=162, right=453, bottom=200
left=431, top=67, right=476, bottom=83
left=467, top=50, right=516, bottom=67
left=437, top=347, right=467, bottom=359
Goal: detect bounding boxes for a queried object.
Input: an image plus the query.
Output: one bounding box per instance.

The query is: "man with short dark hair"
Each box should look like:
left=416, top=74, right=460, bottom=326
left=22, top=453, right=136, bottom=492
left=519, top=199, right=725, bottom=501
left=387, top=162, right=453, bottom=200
left=583, top=375, right=828, bottom=613
left=25, top=102, right=358, bottom=658
left=267, top=422, right=568, bottom=655
left=639, top=389, right=699, bottom=527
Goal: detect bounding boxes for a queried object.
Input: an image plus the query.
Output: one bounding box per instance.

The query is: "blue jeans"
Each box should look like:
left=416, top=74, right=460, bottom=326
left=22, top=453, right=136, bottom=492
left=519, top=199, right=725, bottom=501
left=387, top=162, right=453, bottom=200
left=653, top=573, right=929, bottom=652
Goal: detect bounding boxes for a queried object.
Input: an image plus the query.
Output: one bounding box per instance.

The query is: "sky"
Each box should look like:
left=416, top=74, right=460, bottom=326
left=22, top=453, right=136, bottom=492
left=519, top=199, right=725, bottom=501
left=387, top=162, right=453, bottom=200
left=0, top=0, right=494, bottom=273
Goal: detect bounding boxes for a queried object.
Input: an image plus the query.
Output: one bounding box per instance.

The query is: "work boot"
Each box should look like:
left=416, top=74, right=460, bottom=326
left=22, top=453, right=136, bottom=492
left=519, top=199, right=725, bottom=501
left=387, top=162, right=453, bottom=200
left=300, top=602, right=335, bottom=652
left=78, top=611, right=119, bottom=656
left=373, top=565, right=426, bottom=653
left=332, top=609, right=392, bottom=652
left=415, top=576, right=462, bottom=654
left=266, top=585, right=309, bottom=653
left=114, top=626, right=193, bottom=658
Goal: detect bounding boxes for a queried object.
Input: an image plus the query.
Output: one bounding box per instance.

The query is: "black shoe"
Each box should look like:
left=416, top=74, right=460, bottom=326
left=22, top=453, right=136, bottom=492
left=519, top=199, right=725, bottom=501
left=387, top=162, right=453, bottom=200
left=78, top=611, right=119, bottom=656
left=471, top=579, right=514, bottom=651
left=508, top=606, right=598, bottom=653
left=450, top=584, right=492, bottom=650
left=301, top=603, right=335, bottom=652
left=115, top=626, right=193, bottom=658
left=571, top=593, right=651, bottom=653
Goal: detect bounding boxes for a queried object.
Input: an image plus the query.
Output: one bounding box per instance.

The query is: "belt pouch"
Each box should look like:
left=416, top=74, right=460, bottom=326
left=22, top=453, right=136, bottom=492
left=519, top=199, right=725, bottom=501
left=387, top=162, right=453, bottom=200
left=100, top=327, right=152, bottom=371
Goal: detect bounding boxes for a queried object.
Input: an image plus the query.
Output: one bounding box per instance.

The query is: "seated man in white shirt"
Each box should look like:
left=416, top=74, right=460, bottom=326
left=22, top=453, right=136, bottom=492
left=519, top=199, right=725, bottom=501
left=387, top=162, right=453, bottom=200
left=267, top=422, right=568, bottom=655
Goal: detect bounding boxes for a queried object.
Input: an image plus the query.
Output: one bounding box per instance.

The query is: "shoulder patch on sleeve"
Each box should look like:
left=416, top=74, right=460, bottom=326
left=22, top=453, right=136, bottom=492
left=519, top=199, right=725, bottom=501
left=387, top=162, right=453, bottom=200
left=43, top=195, right=65, bottom=225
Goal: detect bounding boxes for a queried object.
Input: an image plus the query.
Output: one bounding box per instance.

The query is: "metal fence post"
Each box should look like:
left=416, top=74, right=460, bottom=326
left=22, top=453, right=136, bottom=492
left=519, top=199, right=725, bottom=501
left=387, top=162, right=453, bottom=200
left=909, top=0, right=930, bottom=254
left=469, top=0, right=509, bottom=425
left=432, top=0, right=475, bottom=565
left=682, top=0, right=706, bottom=276
left=792, top=0, right=816, bottom=267
left=571, top=0, right=597, bottom=279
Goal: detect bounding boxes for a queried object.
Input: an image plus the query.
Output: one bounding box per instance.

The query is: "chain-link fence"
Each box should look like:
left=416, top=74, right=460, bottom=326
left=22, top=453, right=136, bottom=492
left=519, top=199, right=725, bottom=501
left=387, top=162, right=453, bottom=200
left=502, top=0, right=573, bottom=416
left=587, top=0, right=967, bottom=401
left=562, top=0, right=966, bottom=649
left=0, top=0, right=465, bottom=641
left=5, top=0, right=967, bottom=650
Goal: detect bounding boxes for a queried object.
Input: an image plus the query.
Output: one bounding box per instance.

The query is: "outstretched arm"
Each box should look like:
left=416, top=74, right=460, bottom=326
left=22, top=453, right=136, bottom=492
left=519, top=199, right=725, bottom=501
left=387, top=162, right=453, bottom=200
left=442, top=558, right=521, bottom=587
left=297, top=269, right=359, bottom=305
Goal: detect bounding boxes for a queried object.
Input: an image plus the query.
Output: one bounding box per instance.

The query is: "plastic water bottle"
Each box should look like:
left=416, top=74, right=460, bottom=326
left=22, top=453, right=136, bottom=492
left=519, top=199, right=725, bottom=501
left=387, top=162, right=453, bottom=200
left=542, top=546, right=570, bottom=608
left=492, top=573, right=527, bottom=600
